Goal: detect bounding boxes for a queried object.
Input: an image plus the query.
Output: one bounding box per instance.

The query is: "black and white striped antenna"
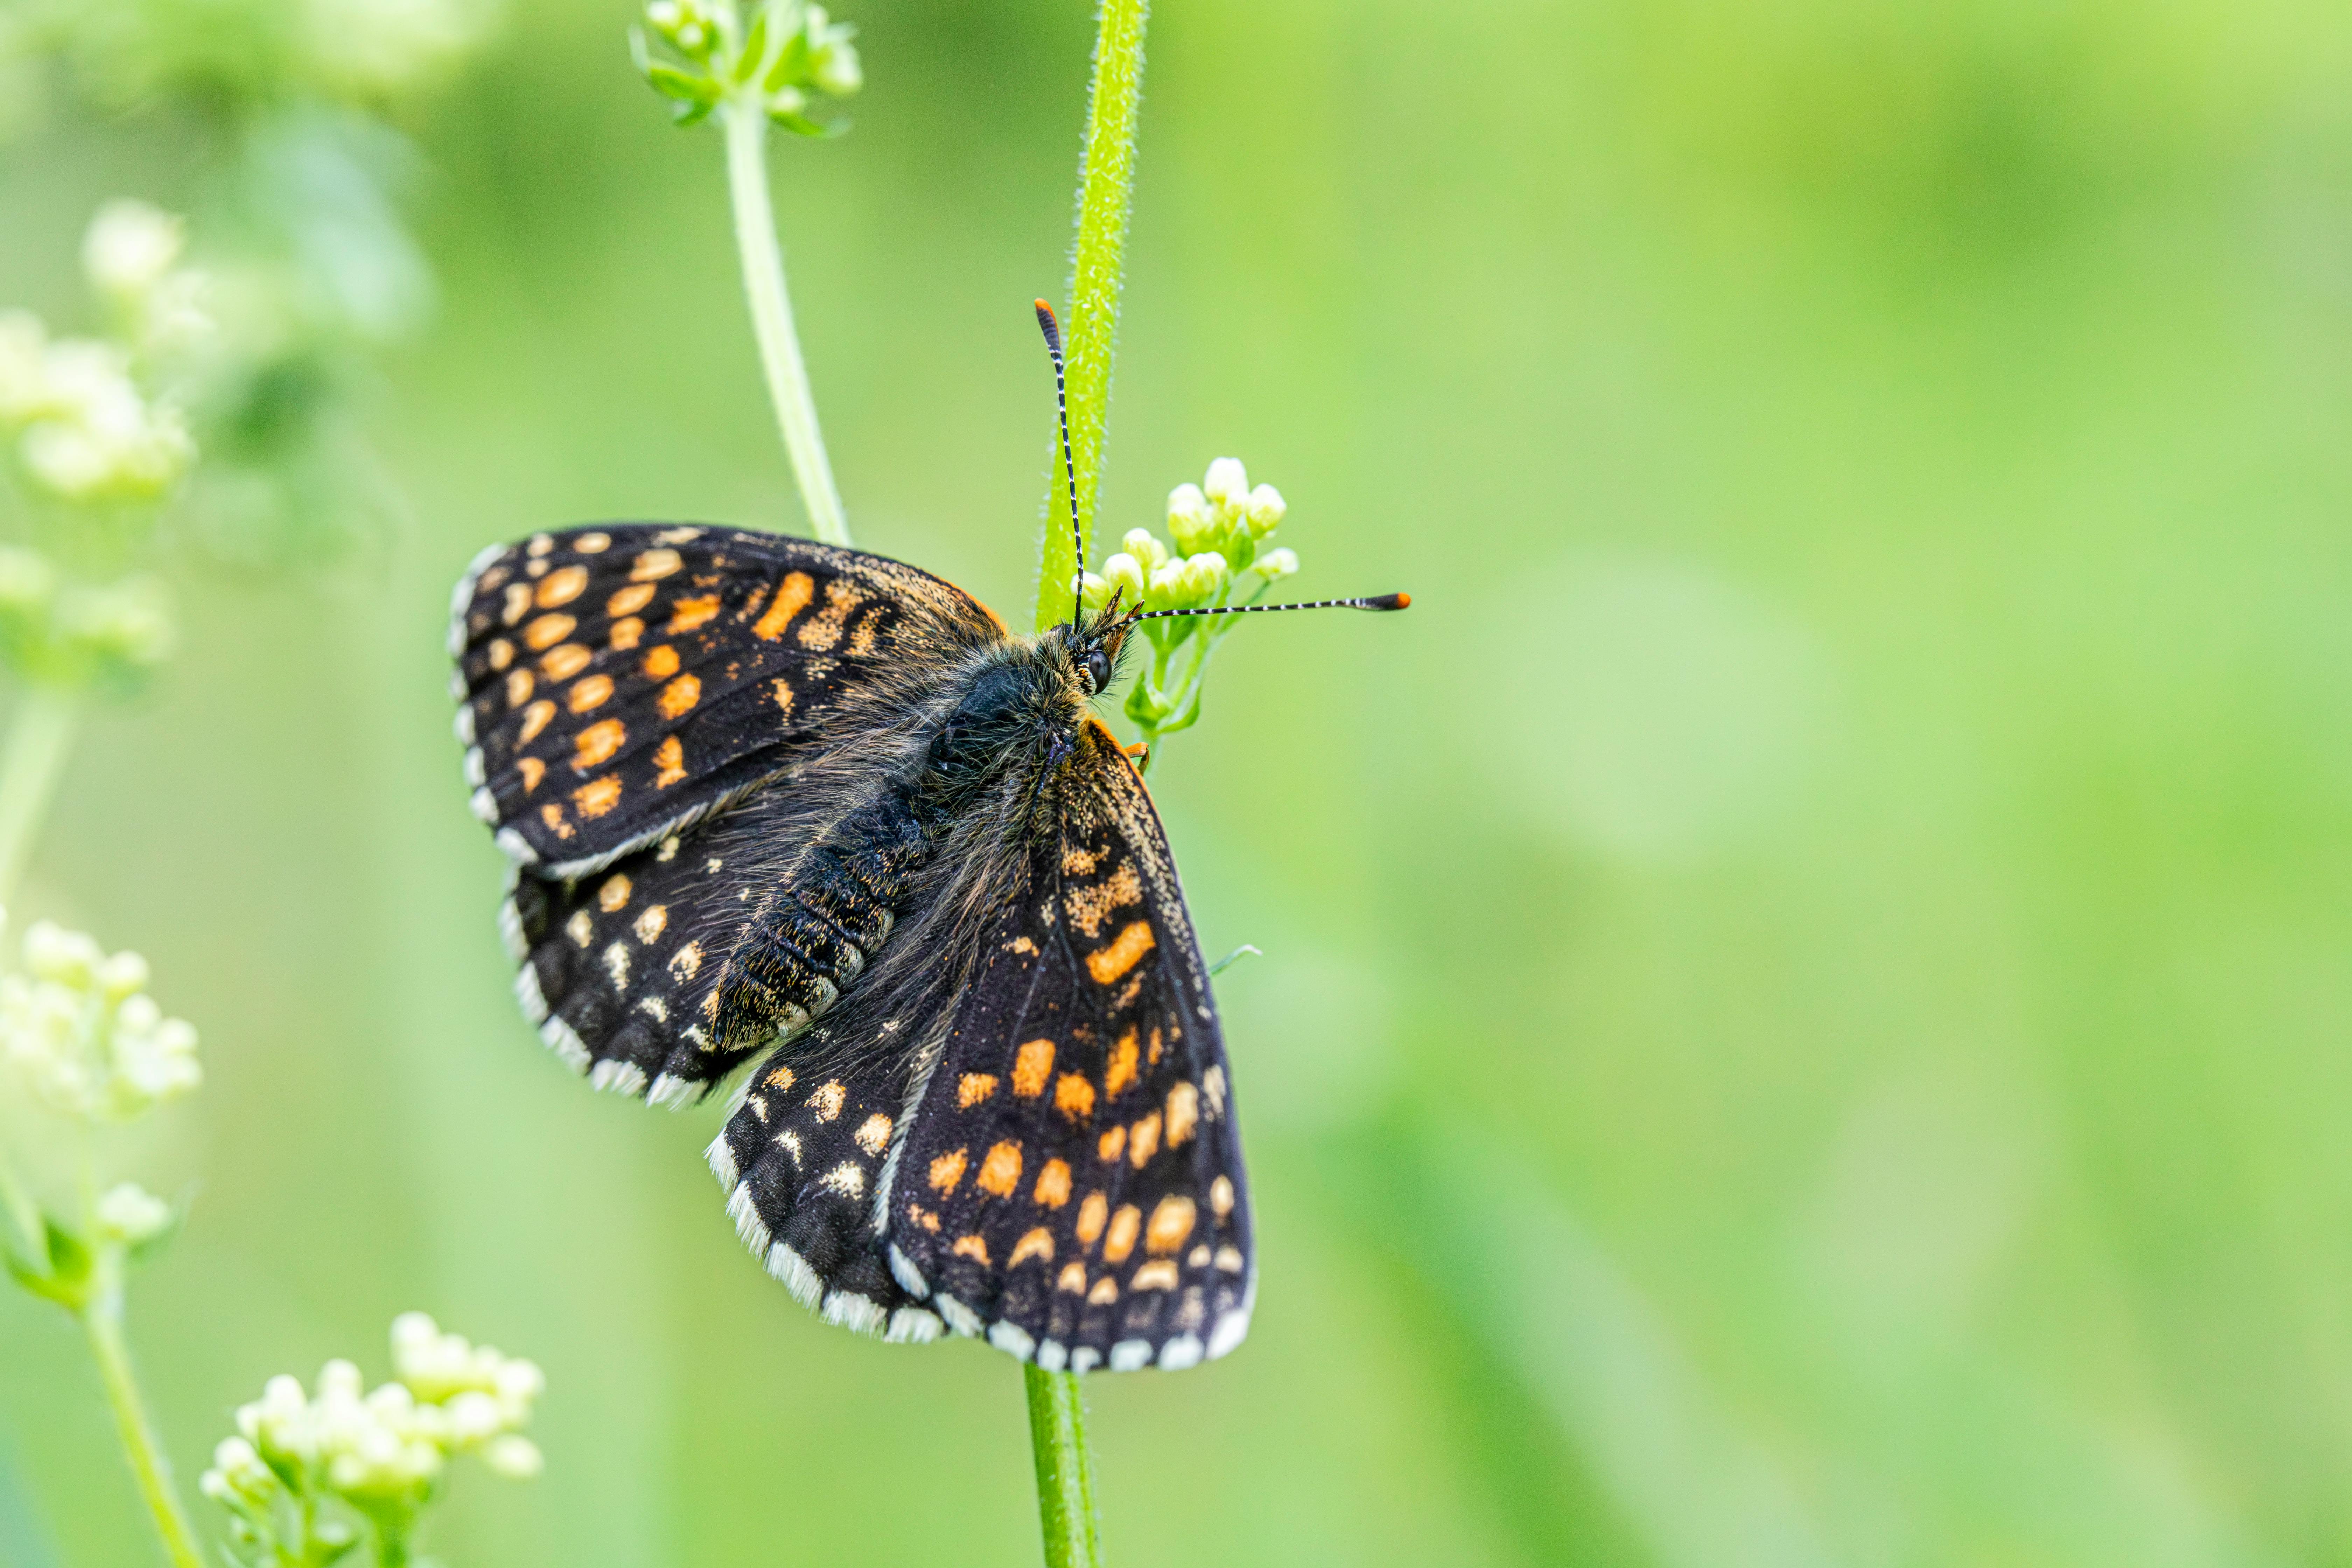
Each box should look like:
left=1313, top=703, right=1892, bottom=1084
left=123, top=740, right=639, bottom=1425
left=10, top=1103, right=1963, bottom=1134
left=1034, top=301, right=1083, bottom=631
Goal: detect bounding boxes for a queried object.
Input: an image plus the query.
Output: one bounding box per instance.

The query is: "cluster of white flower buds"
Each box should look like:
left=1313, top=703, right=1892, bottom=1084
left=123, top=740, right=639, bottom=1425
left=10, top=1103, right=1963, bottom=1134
left=638, top=0, right=862, bottom=133
left=201, top=1315, right=544, bottom=1559
left=0, top=545, right=175, bottom=693
left=0, top=919, right=200, bottom=1125
left=0, top=202, right=204, bottom=506
left=1080, top=456, right=1297, bottom=618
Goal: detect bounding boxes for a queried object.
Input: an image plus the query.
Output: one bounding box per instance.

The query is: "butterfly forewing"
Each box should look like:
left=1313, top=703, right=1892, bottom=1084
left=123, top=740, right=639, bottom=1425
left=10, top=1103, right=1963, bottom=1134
left=884, top=721, right=1254, bottom=1372
left=453, top=524, right=1000, bottom=876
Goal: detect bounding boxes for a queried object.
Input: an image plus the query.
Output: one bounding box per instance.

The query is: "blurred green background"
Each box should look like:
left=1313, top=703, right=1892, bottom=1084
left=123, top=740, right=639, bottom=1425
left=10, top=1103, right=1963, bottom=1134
left=6, top=0, right=2352, bottom=1563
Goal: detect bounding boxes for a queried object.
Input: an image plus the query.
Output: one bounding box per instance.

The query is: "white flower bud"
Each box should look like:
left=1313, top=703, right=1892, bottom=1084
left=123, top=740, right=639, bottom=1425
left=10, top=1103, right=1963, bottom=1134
left=483, top=1434, right=544, bottom=1479
left=1121, top=528, right=1169, bottom=570
left=83, top=202, right=186, bottom=303
left=1182, top=552, right=1230, bottom=600
left=1166, top=484, right=1212, bottom=553
left=1245, top=483, right=1286, bottom=536
left=1202, top=457, right=1249, bottom=511
left=319, top=1360, right=365, bottom=1403
left=1077, top=570, right=1110, bottom=614
left=97, top=950, right=150, bottom=1001
left=1254, top=547, right=1299, bottom=583
left=95, top=1182, right=173, bottom=1245
left=813, top=40, right=862, bottom=97
left=1149, top=559, right=1191, bottom=607
left=26, top=921, right=102, bottom=986
left=1100, top=553, right=1147, bottom=609
left=491, top=1357, right=545, bottom=1411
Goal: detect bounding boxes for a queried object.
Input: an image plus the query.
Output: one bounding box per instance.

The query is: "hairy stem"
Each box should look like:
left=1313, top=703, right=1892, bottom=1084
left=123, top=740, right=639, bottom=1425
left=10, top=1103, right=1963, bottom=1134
left=1024, top=1363, right=1103, bottom=1568
left=0, top=687, right=79, bottom=910
left=724, top=98, right=851, bottom=547
left=1033, top=0, right=1151, bottom=632
left=81, top=1264, right=204, bottom=1568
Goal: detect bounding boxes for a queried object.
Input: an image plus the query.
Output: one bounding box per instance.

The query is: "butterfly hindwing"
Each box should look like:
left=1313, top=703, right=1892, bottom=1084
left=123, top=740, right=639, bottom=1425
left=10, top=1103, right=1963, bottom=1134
left=885, top=720, right=1254, bottom=1373
left=453, top=524, right=1001, bottom=876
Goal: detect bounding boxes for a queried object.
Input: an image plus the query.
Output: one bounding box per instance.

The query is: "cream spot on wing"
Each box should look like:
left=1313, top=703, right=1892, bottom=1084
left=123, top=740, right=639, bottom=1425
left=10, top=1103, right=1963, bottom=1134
left=569, top=675, right=614, bottom=713
left=565, top=910, right=592, bottom=946
left=1211, top=1175, right=1235, bottom=1218
left=1216, top=1246, right=1245, bottom=1273
left=629, top=548, right=682, bottom=582
left=540, top=643, right=592, bottom=680
left=1057, top=1261, right=1088, bottom=1294
left=506, top=668, right=535, bottom=706
left=1166, top=1082, right=1199, bottom=1147
left=1062, top=845, right=1099, bottom=876
left=820, top=1163, right=865, bottom=1198
left=976, top=1141, right=1023, bottom=1197
left=574, top=531, right=611, bottom=553
left=1011, top=1039, right=1054, bottom=1097
left=670, top=940, right=702, bottom=980
left=539, top=803, right=570, bottom=837
left=1054, top=1073, right=1095, bottom=1122
left=609, top=616, right=644, bottom=651
left=1104, top=1204, right=1141, bottom=1264
left=573, top=718, right=625, bottom=770
left=906, top=1202, right=940, bottom=1232
left=795, top=579, right=862, bottom=650
left=487, top=638, right=514, bottom=670
left=1132, top=1260, right=1180, bottom=1292
left=1189, top=1244, right=1211, bottom=1268
left=1077, top=1193, right=1108, bottom=1246
left=953, top=1234, right=990, bottom=1264
left=517, top=756, right=546, bottom=793
left=536, top=565, right=588, bottom=608
left=657, top=835, right=679, bottom=861
left=809, top=1081, right=845, bottom=1121
left=524, top=613, right=575, bottom=651
left=501, top=583, right=532, bottom=625
left=928, top=1149, right=967, bottom=1193
left=633, top=904, right=667, bottom=943
left=958, top=1073, right=997, bottom=1108
left=1033, top=1158, right=1072, bottom=1209
left=527, top=533, right=554, bottom=556
left=1086, top=921, right=1155, bottom=985
left=776, top=1130, right=803, bottom=1165
left=519, top=699, right=556, bottom=742
left=602, top=940, right=629, bottom=991
left=574, top=776, right=622, bottom=818
left=607, top=583, right=656, bottom=617
left=657, top=674, right=700, bottom=718
left=1128, top=1112, right=1162, bottom=1169
left=1087, top=1276, right=1119, bottom=1305
left=772, top=677, right=793, bottom=719
left=1203, top=1066, right=1227, bottom=1119
left=853, top=1112, right=892, bottom=1155
left=765, top=1064, right=796, bottom=1091
left=1007, top=936, right=1038, bottom=955
left=1146, top=1195, right=1196, bottom=1255
left=654, top=734, right=685, bottom=787
left=1010, top=1228, right=1055, bottom=1267
left=598, top=874, right=632, bottom=912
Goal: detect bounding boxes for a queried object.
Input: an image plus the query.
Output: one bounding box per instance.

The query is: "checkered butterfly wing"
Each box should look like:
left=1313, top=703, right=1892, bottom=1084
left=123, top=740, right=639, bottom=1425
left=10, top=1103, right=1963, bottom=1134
left=889, top=719, right=1254, bottom=1371
left=454, top=524, right=1003, bottom=1105
left=451, top=524, right=999, bottom=876
left=712, top=720, right=1254, bottom=1368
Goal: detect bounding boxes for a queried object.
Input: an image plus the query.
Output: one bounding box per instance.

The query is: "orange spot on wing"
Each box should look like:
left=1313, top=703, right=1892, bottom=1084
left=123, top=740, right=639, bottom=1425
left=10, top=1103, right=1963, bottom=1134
left=1145, top=1195, right=1196, bottom=1255
left=1104, top=1030, right=1139, bottom=1099
left=569, top=675, right=614, bottom=713
left=958, top=1073, right=998, bottom=1108
left=574, top=776, right=622, bottom=818
left=665, top=594, right=721, bottom=633
left=1011, top=1039, right=1055, bottom=1097
left=523, top=613, right=575, bottom=651
left=1054, top=1073, right=1096, bottom=1122
left=1103, top=1204, right=1141, bottom=1264
left=976, top=1141, right=1023, bottom=1197
left=518, top=700, right=556, bottom=743
left=1166, top=1082, right=1199, bottom=1147
left=608, top=616, right=644, bottom=651
left=1034, top=1158, right=1072, bottom=1209
left=1097, top=1125, right=1126, bottom=1163
left=1010, top=1228, right=1055, bottom=1266
left=536, top=565, right=588, bottom=608
left=653, top=735, right=685, bottom=787
left=1086, top=921, right=1155, bottom=985
left=928, top=1149, right=968, bottom=1193
left=642, top=644, right=680, bottom=679
left=573, top=719, right=626, bottom=770
left=952, top=1234, right=990, bottom=1265
left=657, top=674, right=700, bottom=718
left=607, top=583, right=656, bottom=617
left=540, top=643, right=592, bottom=681
left=1076, top=1192, right=1108, bottom=1246
left=754, top=572, right=814, bottom=640
left=629, top=548, right=682, bottom=582
left=517, top=756, right=545, bottom=793
left=1129, top=1111, right=1162, bottom=1168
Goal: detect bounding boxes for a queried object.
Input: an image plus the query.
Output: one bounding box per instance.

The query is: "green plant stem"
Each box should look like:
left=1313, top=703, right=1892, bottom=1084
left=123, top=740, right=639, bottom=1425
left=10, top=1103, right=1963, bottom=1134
left=723, top=97, right=851, bottom=547
left=1033, top=0, right=1151, bottom=632
left=80, top=1260, right=204, bottom=1568
left=0, top=687, right=78, bottom=910
left=1024, top=1363, right=1103, bottom=1568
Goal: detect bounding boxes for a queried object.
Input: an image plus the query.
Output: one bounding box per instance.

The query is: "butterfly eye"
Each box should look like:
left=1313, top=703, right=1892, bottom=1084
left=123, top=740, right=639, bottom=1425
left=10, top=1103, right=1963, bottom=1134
left=1082, top=649, right=1111, bottom=696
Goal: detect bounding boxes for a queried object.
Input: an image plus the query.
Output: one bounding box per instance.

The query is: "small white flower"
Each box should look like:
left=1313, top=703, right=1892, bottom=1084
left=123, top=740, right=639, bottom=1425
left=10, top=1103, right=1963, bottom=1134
left=1121, top=528, right=1169, bottom=571
left=1100, top=553, right=1147, bottom=609
left=1253, top=547, right=1299, bottom=583
left=82, top=202, right=186, bottom=303
left=94, top=1182, right=173, bottom=1245
left=0, top=923, right=201, bottom=1123
left=1166, top=483, right=1212, bottom=554
left=1181, top=552, right=1230, bottom=600
left=1202, top=456, right=1250, bottom=510
left=1245, top=483, right=1286, bottom=536
left=482, top=1434, right=544, bottom=1479
left=198, top=1435, right=278, bottom=1505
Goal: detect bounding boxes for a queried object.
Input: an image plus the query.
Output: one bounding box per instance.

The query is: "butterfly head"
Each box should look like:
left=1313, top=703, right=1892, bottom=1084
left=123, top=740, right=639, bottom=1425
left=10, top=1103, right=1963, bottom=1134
left=1059, top=596, right=1139, bottom=699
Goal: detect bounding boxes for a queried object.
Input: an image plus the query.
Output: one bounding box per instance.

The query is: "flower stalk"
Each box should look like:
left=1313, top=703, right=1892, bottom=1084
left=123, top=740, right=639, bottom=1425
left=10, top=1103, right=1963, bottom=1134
left=83, top=1256, right=206, bottom=1568
left=1024, top=1362, right=1103, bottom=1568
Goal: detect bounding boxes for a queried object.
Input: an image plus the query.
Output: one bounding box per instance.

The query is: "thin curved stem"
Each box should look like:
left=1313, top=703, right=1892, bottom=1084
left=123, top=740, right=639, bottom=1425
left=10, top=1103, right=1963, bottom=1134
left=1024, top=1363, right=1102, bottom=1568
left=1033, top=0, right=1151, bottom=632
left=724, top=98, right=851, bottom=547
left=81, top=1265, right=204, bottom=1568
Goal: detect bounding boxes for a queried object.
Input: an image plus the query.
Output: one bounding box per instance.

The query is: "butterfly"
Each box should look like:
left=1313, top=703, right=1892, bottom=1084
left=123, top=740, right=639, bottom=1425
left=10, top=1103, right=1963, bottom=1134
left=447, top=303, right=1405, bottom=1373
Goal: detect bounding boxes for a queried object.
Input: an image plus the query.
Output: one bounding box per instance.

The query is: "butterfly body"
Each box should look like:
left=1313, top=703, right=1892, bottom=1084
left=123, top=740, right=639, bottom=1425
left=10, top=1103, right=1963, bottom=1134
left=453, top=524, right=1252, bottom=1372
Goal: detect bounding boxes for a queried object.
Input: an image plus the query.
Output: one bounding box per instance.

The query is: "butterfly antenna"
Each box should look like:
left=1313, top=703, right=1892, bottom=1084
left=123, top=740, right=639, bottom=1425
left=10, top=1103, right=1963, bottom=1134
left=1034, top=300, right=1083, bottom=630
left=1133, top=592, right=1412, bottom=620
